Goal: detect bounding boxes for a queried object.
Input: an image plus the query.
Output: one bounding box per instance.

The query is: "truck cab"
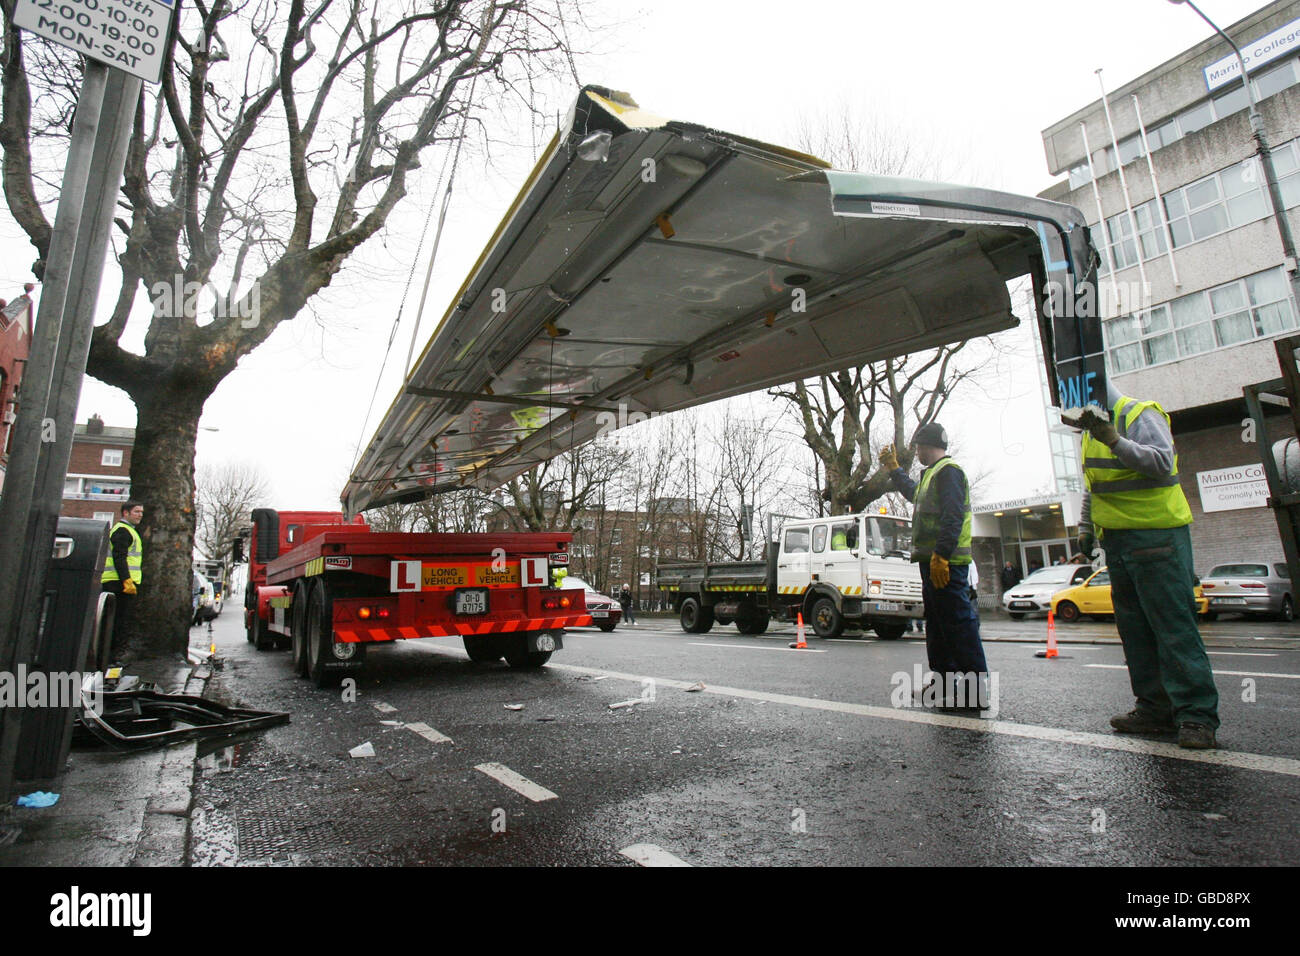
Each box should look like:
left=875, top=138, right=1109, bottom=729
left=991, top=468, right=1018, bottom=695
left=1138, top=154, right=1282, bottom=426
left=775, top=513, right=922, bottom=639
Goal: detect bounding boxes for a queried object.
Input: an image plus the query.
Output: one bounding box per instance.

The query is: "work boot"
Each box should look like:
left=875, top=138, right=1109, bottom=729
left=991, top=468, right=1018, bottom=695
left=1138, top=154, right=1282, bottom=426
left=1110, top=709, right=1176, bottom=735
left=1178, top=723, right=1217, bottom=750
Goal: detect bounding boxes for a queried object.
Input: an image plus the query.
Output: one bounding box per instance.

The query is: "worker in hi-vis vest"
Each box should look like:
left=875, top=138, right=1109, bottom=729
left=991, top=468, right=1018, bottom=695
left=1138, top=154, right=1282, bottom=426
left=881, top=423, right=988, bottom=711
left=1071, top=383, right=1218, bottom=750
left=101, top=499, right=145, bottom=640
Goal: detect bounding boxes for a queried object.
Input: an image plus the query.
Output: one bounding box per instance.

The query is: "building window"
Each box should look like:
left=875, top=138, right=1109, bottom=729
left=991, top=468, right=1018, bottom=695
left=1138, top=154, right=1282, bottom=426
left=1105, top=267, right=1297, bottom=372
left=93, top=512, right=114, bottom=523
left=102, top=448, right=123, bottom=467
left=1101, top=199, right=1167, bottom=272
left=63, top=477, right=82, bottom=497
left=1163, top=157, right=1269, bottom=249
left=610, top=558, right=622, bottom=576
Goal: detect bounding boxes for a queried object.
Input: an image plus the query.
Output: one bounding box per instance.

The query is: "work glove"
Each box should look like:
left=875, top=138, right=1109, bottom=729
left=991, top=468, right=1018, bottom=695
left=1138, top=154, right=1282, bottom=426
left=1077, top=532, right=1098, bottom=560
left=1063, top=404, right=1119, bottom=447
left=122, top=579, right=137, bottom=595
left=929, top=553, right=950, bottom=589
left=879, top=443, right=900, bottom=471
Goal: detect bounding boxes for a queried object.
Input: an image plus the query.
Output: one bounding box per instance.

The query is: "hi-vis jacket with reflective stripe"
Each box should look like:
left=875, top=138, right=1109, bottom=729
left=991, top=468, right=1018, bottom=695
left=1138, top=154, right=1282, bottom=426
left=911, top=458, right=972, bottom=565
left=1082, top=397, right=1193, bottom=531
left=101, top=521, right=143, bottom=584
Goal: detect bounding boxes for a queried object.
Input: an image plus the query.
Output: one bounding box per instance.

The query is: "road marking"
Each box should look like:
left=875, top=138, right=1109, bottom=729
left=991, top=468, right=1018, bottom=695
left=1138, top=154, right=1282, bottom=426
left=372, top=702, right=397, bottom=713
left=544, top=661, right=1300, bottom=778
left=1086, top=664, right=1300, bottom=679
left=475, top=762, right=558, bottom=802
left=620, top=843, right=691, bottom=867
left=826, top=638, right=877, bottom=643
left=689, top=641, right=826, bottom=653
left=1207, top=651, right=1277, bottom=657
left=405, top=721, right=452, bottom=744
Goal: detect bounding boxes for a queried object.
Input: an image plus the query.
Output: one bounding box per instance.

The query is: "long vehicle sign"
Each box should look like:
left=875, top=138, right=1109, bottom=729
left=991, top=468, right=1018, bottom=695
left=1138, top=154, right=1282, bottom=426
left=390, top=559, right=547, bottom=592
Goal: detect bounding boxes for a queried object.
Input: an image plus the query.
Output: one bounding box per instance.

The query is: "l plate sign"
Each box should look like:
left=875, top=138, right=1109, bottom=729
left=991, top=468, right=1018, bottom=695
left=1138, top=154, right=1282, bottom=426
left=14, top=0, right=180, bottom=84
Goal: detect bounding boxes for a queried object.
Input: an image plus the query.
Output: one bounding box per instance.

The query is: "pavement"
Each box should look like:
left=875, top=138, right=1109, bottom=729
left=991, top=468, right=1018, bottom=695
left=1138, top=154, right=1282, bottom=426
left=0, top=642, right=214, bottom=867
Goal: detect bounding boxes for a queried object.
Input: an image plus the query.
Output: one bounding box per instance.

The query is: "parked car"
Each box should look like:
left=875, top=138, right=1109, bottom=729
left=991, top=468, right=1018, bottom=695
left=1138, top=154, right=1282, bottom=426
left=1002, top=564, right=1094, bottom=619
left=1051, top=567, right=1208, bottom=622
left=560, top=575, right=621, bottom=631
left=1199, top=562, right=1294, bottom=621
left=192, top=571, right=218, bottom=625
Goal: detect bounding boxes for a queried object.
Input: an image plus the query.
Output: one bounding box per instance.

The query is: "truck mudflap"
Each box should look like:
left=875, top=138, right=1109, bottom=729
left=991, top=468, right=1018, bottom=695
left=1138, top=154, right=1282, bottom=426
left=336, top=614, right=591, bottom=642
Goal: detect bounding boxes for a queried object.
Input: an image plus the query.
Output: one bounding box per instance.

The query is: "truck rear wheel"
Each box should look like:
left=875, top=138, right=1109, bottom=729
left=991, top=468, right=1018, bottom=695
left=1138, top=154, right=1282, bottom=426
left=306, top=581, right=364, bottom=688
left=810, top=597, right=844, bottom=639
left=680, top=598, right=714, bottom=633
left=502, top=634, right=552, bottom=669
left=464, top=635, right=504, bottom=663
left=736, top=612, right=770, bottom=635
left=290, top=580, right=312, bottom=676
left=873, top=620, right=906, bottom=640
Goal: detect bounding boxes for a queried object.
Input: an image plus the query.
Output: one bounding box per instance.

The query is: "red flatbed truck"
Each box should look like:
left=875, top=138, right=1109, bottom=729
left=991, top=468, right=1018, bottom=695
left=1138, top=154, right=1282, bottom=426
left=243, top=508, right=589, bottom=687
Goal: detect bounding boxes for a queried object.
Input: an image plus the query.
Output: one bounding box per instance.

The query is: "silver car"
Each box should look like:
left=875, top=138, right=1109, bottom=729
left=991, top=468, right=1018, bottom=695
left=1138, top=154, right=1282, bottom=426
left=1200, top=562, right=1294, bottom=621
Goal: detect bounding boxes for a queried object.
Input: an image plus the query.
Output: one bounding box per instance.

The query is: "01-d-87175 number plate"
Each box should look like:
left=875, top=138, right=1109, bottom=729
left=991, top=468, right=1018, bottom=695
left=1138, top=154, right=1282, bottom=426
left=454, top=589, right=488, bottom=615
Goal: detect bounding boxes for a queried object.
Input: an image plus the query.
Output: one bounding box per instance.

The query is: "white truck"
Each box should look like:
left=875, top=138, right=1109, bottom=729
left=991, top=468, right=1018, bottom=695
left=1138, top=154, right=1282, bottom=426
left=655, top=513, right=923, bottom=640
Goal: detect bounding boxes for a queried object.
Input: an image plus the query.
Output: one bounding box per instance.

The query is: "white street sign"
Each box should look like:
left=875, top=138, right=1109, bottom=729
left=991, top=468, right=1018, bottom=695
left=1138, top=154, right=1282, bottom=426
left=1196, top=464, right=1270, bottom=513
left=1203, top=16, right=1300, bottom=92
left=14, top=0, right=179, bottom=85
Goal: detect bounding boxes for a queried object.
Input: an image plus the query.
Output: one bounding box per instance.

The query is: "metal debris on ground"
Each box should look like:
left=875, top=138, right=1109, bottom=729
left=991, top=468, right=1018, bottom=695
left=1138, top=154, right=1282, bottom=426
left=349, top=742, right=376, bottom=758
left=608, top=699, right=643, bottom=710
left=504, top=704, right=524, bottom=711
left=685, top=681, right=706, bottom=692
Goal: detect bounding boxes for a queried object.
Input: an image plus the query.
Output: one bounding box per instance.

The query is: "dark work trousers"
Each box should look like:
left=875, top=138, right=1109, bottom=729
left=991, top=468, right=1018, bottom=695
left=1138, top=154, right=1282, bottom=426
left=1105, top=524, right=1219, bottom=729
left=102, top=581, right=134, bottom=654
left=919, top=561, right=988, bottom=680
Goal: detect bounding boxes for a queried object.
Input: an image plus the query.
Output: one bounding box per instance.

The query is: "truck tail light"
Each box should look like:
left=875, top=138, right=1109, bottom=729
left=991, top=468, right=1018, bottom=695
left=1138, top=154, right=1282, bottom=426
left=358, top=606, right=372, bottom=619
left=357, top=605, right=393, bottom=620
left=542, top=595, right=574, bottom=611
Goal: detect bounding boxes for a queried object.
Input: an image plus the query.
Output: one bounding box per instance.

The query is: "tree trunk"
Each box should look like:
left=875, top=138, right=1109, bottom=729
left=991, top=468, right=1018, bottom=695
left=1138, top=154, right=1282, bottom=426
left=115, top=386, right=205, bottom=663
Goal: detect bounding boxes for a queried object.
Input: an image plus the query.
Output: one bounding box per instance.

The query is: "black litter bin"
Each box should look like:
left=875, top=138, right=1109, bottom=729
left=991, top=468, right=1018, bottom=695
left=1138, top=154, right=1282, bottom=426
left=11, top=517, right=110, bottom=793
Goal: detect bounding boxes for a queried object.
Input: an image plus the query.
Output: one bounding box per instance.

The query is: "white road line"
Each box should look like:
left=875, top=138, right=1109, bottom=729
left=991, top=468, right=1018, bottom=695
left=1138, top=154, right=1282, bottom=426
left=620, top=843, right=692, bottom=867
left=826, top=638, right=877, bottom=644
left=405, top=721, right=452, bottom=744
left=689, top=641, right=826, bottom=653
left=545, top=661, right=1300, bottom=778
left=1207, top=651, right=1278, bottom=657
left=475, top=762, right=558, bottom=802
left=1086, top=664, right=1300, bottom=679
left=372, top=702, right=397, bottom=713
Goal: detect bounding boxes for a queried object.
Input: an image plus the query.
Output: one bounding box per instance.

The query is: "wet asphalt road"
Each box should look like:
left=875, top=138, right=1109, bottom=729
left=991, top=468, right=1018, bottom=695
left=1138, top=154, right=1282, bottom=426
left=188, top=612, right=1300, bottom=866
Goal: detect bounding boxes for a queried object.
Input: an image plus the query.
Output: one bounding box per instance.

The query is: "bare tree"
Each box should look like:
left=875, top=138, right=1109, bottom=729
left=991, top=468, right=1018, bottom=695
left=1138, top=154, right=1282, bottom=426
left=195, top=460, right=270, bottom=561
left=710, top=402, right=790, bottom=560
left=0, top=1, right=588, bottom=660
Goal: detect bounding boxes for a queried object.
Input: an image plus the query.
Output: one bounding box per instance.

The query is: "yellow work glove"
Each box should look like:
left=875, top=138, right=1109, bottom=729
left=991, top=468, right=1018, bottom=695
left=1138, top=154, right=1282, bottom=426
left=929, top=553, right=950, bottom=589
left=122, top=579, right=137, bottom=595
left=879, top=443, right=900, bottom=471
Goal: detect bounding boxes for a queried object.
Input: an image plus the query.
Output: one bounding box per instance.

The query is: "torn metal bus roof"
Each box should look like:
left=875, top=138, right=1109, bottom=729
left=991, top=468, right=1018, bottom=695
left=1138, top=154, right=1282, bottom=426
left=343, top=86, right=1101, bottom=515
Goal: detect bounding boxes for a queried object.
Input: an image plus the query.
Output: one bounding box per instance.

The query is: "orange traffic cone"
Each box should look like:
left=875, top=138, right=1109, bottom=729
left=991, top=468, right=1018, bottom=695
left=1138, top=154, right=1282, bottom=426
left=789, top=612, right=808, bottom=649
left=1035, top=610, right=1059, bottom=658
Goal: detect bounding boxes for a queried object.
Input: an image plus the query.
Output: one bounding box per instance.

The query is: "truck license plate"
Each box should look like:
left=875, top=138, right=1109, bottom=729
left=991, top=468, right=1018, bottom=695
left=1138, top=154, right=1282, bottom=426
left=455, top=589, right=488, bottom=615
left=874, top=602, right=901, bottom=612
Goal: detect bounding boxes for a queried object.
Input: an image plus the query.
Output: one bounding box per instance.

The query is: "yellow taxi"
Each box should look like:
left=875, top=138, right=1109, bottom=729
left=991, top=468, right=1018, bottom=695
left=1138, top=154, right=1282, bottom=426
left=1050, top=567, right=1209, bottom=622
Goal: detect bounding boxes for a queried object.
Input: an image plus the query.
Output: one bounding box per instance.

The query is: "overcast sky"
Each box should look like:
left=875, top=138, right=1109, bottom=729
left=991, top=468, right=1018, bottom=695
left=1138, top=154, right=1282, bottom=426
left=0, top=0, right=1273, bottom=512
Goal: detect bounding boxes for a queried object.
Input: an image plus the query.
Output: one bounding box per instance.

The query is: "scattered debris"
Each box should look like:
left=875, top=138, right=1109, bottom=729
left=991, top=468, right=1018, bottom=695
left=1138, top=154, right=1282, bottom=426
left=379, top=720, right=403, bottom=727
left=15, top=791, right=59, bottom=808
left=504, top=704, right=524, bottom=711
left=608, top=699, right=643, bottom=710
left=349, top=742, right=376, bottom=758
left=1203, top=813, right=1226, bottom=821
left=372, top=702, right=398, bottom=714
left=684, top=681, right=706, bottom=692
left=74, top=686, right=289, bottom=751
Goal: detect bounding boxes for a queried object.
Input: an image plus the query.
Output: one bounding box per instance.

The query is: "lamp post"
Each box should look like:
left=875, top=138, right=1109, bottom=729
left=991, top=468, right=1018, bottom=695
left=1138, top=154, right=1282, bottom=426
left=1169, top=1, right=1300, bottom=298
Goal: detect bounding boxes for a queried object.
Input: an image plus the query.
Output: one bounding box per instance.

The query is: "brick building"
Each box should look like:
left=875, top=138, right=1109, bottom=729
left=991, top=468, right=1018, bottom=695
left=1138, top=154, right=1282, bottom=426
left=0, top=285, right=35, bottom=493
left=61, top=415, right=135, bottom=522
left=1040, top=0, right=1300, bottom=572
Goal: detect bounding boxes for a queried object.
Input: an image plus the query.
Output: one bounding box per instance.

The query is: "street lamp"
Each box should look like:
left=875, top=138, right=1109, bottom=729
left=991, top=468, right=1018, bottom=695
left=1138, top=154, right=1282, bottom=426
left=1168, top=1, right=1300, bottom=292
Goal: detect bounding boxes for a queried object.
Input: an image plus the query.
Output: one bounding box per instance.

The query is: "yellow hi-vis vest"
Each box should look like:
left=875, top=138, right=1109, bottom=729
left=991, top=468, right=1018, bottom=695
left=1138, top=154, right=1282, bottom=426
left=101, top=520, right=143, bottom=585
left=1082, top=396, right=1193, bottom=532
left=911, top=457, right=972, bottom=564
